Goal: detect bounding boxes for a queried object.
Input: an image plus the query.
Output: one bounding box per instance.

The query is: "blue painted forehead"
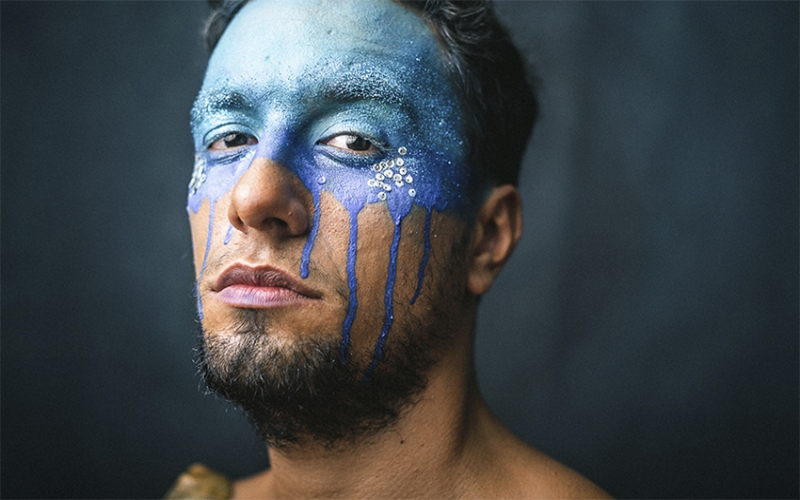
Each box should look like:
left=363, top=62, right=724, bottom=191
left=193, top=0, right=465, bottom=155
left=207, top=0, right=447, bottom=82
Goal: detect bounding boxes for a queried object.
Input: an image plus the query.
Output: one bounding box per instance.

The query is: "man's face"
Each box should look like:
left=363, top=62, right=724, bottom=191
left=188, top=0, right=480, bottom=445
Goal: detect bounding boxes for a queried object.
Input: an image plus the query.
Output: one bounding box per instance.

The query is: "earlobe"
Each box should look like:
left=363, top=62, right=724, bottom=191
left=467, top=185, right=523, bottom=296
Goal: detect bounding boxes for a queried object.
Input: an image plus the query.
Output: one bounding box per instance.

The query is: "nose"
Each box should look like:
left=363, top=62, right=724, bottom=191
left=227, top=156, right=311, bottom=237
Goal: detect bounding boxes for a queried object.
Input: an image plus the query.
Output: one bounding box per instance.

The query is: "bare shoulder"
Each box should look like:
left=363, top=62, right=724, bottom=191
left=471, top=408, right=612, bottom=499
left=504, top=444, right=612, bottom=499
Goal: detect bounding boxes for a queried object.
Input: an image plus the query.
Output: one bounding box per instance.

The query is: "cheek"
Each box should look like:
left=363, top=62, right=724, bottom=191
left=309, top=191, right=353, bottom=284
left=347, top=203, right=394, bottom=346
left=345, top=204, right=462, bottom=342
left=189, top=200, right=212, bottom=278
left=385, top=205, right=429, bottom=305
left=189, top=191, right=237, bottom=281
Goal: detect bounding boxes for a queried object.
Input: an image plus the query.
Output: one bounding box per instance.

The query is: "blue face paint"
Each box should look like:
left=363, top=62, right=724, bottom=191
left=188, top=0, right=484, bottom=377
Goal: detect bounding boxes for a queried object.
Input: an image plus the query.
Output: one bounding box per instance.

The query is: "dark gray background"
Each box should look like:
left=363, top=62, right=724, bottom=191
left=2, top=1, right=797, bottom=498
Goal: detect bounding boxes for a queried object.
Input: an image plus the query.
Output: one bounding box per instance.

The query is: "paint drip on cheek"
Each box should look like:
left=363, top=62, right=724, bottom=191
left=187, top=142, right=475, bottom=379
left=187, top=149, right=253, bottom=320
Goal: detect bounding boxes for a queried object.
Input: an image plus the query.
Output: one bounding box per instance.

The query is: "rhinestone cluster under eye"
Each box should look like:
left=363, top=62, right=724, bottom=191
left=189, top=156, right=208, bottom=195
left=367, top=147, right=416, bottom=201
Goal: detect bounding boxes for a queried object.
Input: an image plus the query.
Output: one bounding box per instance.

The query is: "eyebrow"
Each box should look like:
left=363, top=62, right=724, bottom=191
left=191, top=90, right=256, bottom=129
left=316, top=72, right=411, bottom=112
left=191, top=67, right=417, bottom=131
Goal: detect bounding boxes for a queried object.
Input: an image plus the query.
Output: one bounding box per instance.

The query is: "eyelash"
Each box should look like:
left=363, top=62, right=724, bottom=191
left=202, top=127, right=389, bottom=161
left=318, top=131, right=386, bottom=153
left=204, top=127, right=256, bottom=150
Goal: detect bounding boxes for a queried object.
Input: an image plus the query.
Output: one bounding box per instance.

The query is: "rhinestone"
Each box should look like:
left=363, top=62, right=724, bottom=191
left=385, top=169, right=393, bottom=178
left=395, top=158, right=405, bottom=167
left=408, top=189, right=416, bottom=197
left=380, top=161, right=388, bottom=170
left=189, top=158, right=208, bottom=194
left=398, top=146, right=407, bottom=155
left=372, top=164, right=382, bottom=172
left=395, top=180, right=404, bottom=187
left=399, top=167, right=407, bottom=175
left=405, top=175, right=413, bottom=183
left=318, top=176, right=326, bottom=184
left=375, top=173, right=385, bottom=181
left=384, top=184, right=392, bottom=192
left=391, top=174, right=401, bottom=182
left=378, top=191, right=387, bottom=201
left=387, top=159, right=395, bottom=168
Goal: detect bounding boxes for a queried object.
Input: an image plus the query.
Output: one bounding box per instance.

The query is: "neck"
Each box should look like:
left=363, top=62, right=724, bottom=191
left=237, top=323, right=502, bottom=499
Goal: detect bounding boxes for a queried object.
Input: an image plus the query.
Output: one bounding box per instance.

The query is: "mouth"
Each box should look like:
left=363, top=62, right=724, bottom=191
left=211, top=264, right=322, bottom=308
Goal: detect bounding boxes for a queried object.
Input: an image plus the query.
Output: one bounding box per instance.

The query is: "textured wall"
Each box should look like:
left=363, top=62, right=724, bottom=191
left=2, top=2, right=797, bottom=498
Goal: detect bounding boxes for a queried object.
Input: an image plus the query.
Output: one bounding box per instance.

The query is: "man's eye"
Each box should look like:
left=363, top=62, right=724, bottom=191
left=324, top=134, right=379, bottom=154
left=209, top=132, right=257, bottom=151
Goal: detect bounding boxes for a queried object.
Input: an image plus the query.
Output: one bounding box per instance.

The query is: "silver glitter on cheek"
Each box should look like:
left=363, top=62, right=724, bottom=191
left=318, top=176, right=327, bottom=184
left=189, top=155, right=208, bottom=195
left=366, top=147, right=415, bottom=200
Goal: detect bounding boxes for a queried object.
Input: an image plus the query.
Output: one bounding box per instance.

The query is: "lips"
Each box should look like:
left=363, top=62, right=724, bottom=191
left=211, top=264, right=321, bottom=308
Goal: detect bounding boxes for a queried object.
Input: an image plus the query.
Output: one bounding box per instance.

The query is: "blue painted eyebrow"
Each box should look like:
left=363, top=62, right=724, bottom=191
left=191, top=90, right=256, bottom=131
left=191, top=67, right=417, bottom=133
left=317, top=73, right=412, bottom=113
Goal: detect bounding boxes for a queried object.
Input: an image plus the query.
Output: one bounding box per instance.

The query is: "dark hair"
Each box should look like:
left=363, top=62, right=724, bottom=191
left=203, top=0, right=537, bottom=186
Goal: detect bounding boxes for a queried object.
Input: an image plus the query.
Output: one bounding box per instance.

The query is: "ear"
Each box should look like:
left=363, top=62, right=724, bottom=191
left=467, top=185, right=523, bottom=296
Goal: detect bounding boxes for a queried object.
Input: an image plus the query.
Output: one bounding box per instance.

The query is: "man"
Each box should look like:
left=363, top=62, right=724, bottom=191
left=169, top=0, right=610, bottom=498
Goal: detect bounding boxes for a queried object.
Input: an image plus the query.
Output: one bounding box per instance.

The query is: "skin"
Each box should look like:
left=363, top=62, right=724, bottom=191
left=188, top=0, right=611, bottom=497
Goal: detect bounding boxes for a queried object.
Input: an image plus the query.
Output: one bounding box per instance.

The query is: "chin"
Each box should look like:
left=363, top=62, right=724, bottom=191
left=194, top=305, right=445, bottom=449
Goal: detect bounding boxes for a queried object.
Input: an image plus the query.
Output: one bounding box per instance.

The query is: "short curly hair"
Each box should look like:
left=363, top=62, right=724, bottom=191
left=202, top=0, right=538, bottom=186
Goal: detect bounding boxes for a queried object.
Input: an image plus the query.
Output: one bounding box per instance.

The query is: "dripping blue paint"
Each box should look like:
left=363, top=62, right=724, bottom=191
left=187, top=0, right=483, bottom=376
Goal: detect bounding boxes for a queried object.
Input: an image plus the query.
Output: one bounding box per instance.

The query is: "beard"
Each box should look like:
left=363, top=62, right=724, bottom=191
left=196, top=310, right=443, bottom=450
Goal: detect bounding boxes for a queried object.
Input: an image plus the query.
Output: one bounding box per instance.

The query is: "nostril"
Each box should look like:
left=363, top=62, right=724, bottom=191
left=263, top=217, right=289, bottom=231
left=228, top=210, right=248, bottom=234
